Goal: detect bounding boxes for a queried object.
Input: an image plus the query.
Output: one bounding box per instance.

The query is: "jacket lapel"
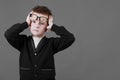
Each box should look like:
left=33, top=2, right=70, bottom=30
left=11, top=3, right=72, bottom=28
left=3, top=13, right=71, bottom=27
left=27, top=36, right=35, bottom=67
left=36, top=36, right=47, bottom=53
left=30, top=36, right=47, bottom=53
left=27, top=36, right=47, bottom=68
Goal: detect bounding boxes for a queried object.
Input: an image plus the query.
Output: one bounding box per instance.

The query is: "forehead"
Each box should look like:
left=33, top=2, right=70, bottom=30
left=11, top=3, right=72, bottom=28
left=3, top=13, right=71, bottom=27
left=32, top=12, right=48, bottom=18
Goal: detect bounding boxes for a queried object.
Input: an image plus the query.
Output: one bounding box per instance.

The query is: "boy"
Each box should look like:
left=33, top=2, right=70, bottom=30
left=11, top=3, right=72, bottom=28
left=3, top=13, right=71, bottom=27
left=4, top=5, right=75, bottom=80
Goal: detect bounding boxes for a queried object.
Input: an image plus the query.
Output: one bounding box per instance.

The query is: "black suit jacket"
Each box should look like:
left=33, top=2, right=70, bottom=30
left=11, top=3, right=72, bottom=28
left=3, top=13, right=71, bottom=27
left=4, top=22, right=75, bottom=80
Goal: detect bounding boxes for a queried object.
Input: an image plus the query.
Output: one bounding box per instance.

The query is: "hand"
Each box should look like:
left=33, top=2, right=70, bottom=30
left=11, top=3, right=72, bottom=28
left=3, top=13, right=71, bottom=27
left=26, top=11, right=33, bottom=26
left=46, top=16, right=53, bottom=31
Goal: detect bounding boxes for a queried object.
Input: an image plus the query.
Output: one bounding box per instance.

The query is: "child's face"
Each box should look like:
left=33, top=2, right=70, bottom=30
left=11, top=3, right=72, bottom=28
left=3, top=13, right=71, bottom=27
left=29, top=12, right=48, bottom=37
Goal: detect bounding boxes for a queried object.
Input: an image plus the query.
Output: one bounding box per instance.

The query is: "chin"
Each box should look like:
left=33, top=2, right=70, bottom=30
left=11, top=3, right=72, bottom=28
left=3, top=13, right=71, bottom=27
left=32, top=33, right=43, bottom=37
left=31, top=31, right=45, bottom=37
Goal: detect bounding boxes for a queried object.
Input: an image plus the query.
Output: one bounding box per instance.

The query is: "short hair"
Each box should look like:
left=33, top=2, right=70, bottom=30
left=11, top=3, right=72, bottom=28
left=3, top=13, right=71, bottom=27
left=31, top=5, right=52, bottom=16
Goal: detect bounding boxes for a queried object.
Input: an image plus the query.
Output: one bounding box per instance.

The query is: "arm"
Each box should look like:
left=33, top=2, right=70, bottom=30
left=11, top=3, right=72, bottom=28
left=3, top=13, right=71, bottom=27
left=51, top=24, right=75, bottom=53
left=4, top=22, right=28, bottom=51
left=47, top=16, right=75, bottom=53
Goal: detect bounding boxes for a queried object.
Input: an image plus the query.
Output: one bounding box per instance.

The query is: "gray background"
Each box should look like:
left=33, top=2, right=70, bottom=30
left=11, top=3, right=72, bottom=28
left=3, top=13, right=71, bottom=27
left=0, top=0, right=120, bottom=80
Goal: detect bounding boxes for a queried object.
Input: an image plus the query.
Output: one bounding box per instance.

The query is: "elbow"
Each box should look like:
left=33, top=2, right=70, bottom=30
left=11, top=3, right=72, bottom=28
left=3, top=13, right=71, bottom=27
left=4, top=30, right=9, bottom=39
left=69, top=34, right=75, bottom=44
left=71, top=34, right=75, bottom=43
left=4, top=30, right=8, bottom=38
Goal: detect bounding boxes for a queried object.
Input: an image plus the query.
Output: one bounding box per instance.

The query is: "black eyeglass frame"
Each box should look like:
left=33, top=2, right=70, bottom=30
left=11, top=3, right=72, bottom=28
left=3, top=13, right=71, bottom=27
left=29, top=13, right=49, bottom=25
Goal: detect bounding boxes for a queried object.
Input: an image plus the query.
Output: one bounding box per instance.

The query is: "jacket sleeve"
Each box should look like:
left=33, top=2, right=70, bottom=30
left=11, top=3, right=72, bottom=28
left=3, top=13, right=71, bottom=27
left=51, top=24, right=75, bottom=53
left=4, top=22, right=28, bottom=51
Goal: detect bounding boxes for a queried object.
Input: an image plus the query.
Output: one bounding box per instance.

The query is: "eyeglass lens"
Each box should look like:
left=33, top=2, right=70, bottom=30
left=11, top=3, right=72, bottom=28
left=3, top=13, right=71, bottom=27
left=30, top=14, right=48, bottom=23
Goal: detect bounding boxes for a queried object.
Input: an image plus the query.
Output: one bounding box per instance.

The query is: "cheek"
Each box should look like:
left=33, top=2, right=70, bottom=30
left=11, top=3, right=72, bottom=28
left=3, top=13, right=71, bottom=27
left=40, top=25, right=47, bottom=30
left=39, top=28, right=45, bottom=32
left=29, top=26, right=33, bottom=30
left=29, top=27, right=33, bottom=33
left=31, top=22, right=35, bottom=26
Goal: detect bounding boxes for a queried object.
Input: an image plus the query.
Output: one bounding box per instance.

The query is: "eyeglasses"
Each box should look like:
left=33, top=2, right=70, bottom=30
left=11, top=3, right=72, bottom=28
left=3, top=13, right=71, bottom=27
left=29, top=14, right=48, bottom=25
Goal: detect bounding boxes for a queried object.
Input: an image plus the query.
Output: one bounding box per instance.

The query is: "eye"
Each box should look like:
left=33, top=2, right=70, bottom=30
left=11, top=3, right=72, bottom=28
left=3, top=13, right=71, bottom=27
left=40, top=23, right=45, bottom=25
left=39, top=22, right=45, bottom=25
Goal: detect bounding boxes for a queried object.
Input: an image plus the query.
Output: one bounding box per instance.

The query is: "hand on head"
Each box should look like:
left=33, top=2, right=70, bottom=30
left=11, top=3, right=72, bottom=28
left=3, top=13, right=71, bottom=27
left=46, top=15, right=53, bottom=31
left=26, top=11, right=33, bottom=26
left=26, top=11, right=54, bottom=32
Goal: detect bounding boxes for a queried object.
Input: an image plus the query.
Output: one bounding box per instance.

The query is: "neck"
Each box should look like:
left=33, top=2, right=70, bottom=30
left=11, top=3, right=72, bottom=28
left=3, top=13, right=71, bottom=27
left=32, top=35, right=45, bottom=48
left=32, top=34, right=45, bottom=38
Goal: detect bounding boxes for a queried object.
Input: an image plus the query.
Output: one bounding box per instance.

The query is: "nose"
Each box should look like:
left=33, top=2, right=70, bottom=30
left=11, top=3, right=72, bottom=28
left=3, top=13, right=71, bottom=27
left=33, top=20, right=40, bottom=27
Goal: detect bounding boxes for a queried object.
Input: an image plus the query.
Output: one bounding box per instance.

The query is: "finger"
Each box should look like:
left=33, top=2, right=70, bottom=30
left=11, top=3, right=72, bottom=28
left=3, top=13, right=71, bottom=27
left=49, top=16, right=53, bottom=21
left=29, top=11, right=33, bottom=15
left=48, top=16, right=53, bottom=24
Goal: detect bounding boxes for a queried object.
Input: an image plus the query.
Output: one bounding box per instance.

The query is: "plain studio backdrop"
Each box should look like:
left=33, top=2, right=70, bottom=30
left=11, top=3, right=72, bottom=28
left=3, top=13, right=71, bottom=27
left=0, top=0, right=120, bottom=80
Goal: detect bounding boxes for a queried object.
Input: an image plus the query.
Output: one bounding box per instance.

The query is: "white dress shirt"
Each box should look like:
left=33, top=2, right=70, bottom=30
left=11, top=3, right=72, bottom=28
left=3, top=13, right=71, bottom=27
left=32, top=36, right=44, bottom=48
